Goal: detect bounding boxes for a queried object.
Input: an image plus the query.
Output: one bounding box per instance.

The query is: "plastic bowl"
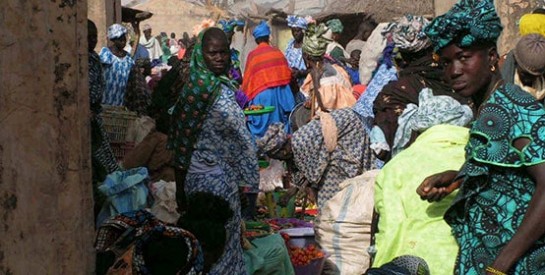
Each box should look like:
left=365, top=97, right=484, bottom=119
left=293, top=251, right=328, bottom=275
left=280, top=227, right=316, bottom=248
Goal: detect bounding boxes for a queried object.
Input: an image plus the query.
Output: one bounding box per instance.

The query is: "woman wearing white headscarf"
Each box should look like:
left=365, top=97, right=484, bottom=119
left=100, top=24, right=135, bottom=106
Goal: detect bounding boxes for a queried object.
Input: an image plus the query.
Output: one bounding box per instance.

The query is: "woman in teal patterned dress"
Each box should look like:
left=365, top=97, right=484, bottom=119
left=168, top=27, right=259, bottom=274
left=417, top=1, right=545, bottom=274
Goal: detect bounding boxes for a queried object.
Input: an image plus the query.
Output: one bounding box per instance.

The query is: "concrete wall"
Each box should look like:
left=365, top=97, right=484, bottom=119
left=0, top=1, right=95, bottom=274
left=89, top=0, right=122, bottom=50
left=130, top=0, right=212, bottom=40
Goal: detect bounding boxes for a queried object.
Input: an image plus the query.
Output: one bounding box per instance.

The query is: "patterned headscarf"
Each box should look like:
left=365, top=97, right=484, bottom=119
left=219, top=19, right=245, bottom=33
left=107, top=23, right=127, bottom=40
left=326, top=19, right=344, bottom=33
left=425, top=0, right=503, bottom=51
left=383, top=15, right=432, bottom=53
left=169, top=27, right=236, bottom=169
left=287, top=15, right=308, bottom=30
left=302, top=23, right=331, bottom=57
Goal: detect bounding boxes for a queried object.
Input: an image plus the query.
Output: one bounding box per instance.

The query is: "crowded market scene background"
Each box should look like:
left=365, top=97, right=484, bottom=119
left=2, top=0, right=545, bottom=274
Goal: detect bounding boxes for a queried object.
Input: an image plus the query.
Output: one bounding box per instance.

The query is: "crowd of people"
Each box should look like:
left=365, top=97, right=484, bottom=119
left=88, top=0, right=545, bottom=274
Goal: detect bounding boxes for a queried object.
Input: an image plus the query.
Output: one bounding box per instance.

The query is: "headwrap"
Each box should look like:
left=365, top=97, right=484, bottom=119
left=425, top=0, right=503, bottom=51
left=302, top=23, right=331, bottom=57
left=142, top=24, right=152, bottom=31
left=219, top=19, right=245, bottom=33
left=252, top=20, right=271, bottom=39
left=514, top=33, right=545, bottom=76
left=326, top=19, right=344, bottom=33
left=383, top=15, right=432, bottom=53
left=287, top=15, right=308, bottom=30
left=107, top=23, right=127, bottom=40
left=519, top=13, right=545, bottom=37
left=168, top=27, right=236, bottom=169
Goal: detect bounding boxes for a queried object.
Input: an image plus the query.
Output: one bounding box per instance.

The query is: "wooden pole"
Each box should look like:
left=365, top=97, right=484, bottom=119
left=309, top=60, right=326, bottom=120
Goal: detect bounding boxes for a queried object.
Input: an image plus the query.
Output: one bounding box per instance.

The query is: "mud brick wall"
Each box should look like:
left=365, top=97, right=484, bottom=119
left=0, top=1, right=95, bottom=274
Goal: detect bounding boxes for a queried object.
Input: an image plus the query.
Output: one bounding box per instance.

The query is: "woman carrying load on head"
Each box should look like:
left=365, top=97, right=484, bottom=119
left=168, top=27, right=259, bottom=274
left=417, top=0, right=545, bottom=274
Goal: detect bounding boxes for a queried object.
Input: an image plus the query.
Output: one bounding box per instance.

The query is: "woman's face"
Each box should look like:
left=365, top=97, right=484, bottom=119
left=202, top=36, right=230, bottom=75
left=88, top=26, right=98, bottom=52
left=291, top=27, right=304, bottom=42
left=440, top=43, right=494, bottom=98
left=111, top=35, right=127, bottom=51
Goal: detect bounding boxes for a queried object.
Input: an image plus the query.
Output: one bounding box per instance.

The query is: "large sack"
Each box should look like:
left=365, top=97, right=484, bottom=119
left=315, top=170, right=379, bottom=275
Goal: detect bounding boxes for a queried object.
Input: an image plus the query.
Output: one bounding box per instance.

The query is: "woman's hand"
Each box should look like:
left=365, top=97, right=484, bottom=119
left=416, top=170, right=461, bottom=202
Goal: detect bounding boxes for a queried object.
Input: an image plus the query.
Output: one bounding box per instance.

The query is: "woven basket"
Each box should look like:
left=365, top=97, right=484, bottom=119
left=110, top=141, right=135, bottom=161
left=101, top=105, right=138, bottom=143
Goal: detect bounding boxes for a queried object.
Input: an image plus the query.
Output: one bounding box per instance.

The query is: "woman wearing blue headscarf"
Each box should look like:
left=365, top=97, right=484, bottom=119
left=417, top=0, right=545, bottom=274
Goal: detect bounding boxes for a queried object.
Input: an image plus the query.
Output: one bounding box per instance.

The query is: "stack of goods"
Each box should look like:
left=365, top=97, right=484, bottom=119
left=243, top=220, right=272, bottom=240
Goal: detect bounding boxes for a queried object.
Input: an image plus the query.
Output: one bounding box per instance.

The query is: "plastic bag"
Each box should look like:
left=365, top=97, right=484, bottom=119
left=125, top=116, right=155, bottom=145
left=97, top=167, right=150, bottom=227
left=149, top=180, right=180, bottom=224
left=259, top=159, right=285, bottom=192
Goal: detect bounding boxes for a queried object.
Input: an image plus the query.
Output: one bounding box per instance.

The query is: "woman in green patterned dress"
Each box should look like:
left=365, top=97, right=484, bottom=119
left=416, top=0, right=545, bottom=274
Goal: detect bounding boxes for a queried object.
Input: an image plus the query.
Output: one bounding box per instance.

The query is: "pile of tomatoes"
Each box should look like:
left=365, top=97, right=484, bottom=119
left=244, top=104, right=265, bottom=111
left=281, top=233, right=325, bottom=266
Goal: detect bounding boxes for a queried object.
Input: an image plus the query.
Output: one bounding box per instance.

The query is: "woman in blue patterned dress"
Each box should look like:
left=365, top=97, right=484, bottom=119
left=285, top=15, right=308, bottom=89
left=168, top=27, right=259, bottom=274
left=417, top=1, right=545, bottom=274
left=100, top=24, right=134, bottom=106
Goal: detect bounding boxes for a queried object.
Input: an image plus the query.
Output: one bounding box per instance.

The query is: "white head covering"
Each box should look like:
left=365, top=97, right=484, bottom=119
left=107, top=24, right=127, bottom=40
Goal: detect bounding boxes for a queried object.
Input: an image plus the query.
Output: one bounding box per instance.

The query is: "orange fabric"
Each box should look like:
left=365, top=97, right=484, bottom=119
left=242, top=42, right=292, bottom=100
left=177, top=48, right=186, bottom=59
left=353, top=84, right=367, bottom=99
left=301, top=63, right=356, bottom=110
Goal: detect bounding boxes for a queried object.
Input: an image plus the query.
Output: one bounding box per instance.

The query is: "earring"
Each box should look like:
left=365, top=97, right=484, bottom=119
left=490, top=65, right=496, bottom=72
